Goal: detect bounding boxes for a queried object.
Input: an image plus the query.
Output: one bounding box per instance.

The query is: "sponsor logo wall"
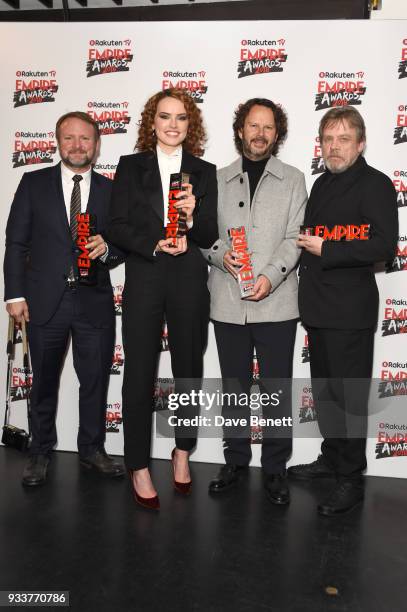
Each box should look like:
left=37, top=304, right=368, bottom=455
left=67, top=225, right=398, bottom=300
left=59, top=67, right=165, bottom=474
left=0, top=21, right=405, bottom=478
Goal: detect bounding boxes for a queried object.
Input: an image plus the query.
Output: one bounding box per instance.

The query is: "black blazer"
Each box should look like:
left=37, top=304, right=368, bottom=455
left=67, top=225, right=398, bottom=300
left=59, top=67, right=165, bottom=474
left=4, top=163, right=123, bottom=328
left=106, top=149, right=218, bottom=279
left=298, top=156, right=398, bottom=329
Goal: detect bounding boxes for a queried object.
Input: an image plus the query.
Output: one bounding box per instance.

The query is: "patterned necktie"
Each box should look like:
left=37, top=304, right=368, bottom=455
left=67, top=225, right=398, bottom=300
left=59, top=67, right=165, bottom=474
left=68, top=174, right=83, bottom=282
left=70, top=174, right=83, bottom=239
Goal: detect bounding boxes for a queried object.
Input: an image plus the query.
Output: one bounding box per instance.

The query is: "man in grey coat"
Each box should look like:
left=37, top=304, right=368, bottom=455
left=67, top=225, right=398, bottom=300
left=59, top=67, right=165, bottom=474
left=204, top=98, right=307, bottom=504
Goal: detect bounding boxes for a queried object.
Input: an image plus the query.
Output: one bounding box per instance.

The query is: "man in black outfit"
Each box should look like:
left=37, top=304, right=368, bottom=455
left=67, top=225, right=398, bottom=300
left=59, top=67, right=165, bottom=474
left=4, top=111, right=125, bottom=486
left=288, top=107, right=398, bottom=515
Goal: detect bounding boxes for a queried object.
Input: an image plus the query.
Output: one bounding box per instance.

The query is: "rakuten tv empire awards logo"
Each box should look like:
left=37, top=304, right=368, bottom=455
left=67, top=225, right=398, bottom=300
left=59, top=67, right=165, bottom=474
left=106, top=402, right=122, bottom=433
left=399, top=38, right=407, bottom=79
left=381, top=299, right=407, bottom=336
left=86, top=39, right=133, bottom=78
left=10, top=367, right=32, bottom=402
left=238, top=38, right=287, bottom=79
left=94, top=162, right=117, bottom=181
left=394, top=105, right=407, bottom=145
left=310, top=136, right=325, bottom=176
left=299, top=386, right=316, bottom=424
left=386, top=235, right=407, bottom=273
left=162, top=71, right=208, bottom=103
left=112, top=284, right=122, bottom=315
left=301, top=334, right=310, bottom=363
left=110, top=345, right=124, bottom=375
left=315, top=71, right=366, bottom=111
left=13, top=70, right=58, bottom=108
left=378, top=361, right=407, bottom=398
left=13, top=131, right=57, bottom=168
left=153, top=378, right=175, bottom=411
left=376, top=423, right=407, bottom=459
left=87, top=101, right=131, bottom=135
left=393, top=170, right=407, bottom=207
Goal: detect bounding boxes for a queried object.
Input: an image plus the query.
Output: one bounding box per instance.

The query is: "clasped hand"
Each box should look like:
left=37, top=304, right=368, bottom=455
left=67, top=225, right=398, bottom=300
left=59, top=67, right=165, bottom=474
left=155, top=236, right=188, bottom=256
left=223, top=250, right=271, bottom=301
left=86, top=234, right=107, bottom=259
left=296, top=234, right=323, bottom=256
left=174, top=182, right=195, bottom=224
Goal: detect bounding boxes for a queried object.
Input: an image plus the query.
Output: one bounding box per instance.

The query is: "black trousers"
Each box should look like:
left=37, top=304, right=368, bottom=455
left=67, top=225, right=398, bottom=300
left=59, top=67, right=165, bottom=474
left=27, top=289, right=114, bottom=458
left=213, top=319, right=297, bottom=474
left=307, top=327, right=374, bottom=478
left=122, top=253, right=209, bottom=470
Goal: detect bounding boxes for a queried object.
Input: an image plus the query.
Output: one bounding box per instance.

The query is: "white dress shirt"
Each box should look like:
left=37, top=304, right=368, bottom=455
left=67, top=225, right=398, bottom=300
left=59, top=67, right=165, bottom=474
left=61, top=162, right=91, bottom=218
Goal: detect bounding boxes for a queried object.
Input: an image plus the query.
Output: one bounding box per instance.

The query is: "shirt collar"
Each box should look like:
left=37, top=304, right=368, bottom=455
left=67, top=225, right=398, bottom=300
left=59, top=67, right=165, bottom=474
left=61, top=162, right=92, bottom=185
left=156, top=145, right=182, bottom=161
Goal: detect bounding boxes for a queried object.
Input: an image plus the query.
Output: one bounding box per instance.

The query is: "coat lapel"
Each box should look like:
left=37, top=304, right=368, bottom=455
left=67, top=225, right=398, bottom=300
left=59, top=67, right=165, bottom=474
left=87, top=169, right=102, bottom=226
left=138, top=151, right=165, bottom=222
left=135, top=150, right=204, bottom=223
left=181, top=150, right=203, bottom=196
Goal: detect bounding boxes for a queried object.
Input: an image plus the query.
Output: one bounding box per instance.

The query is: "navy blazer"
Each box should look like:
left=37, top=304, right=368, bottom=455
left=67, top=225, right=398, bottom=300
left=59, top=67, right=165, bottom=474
left=4, top=163, right=124, bottom=327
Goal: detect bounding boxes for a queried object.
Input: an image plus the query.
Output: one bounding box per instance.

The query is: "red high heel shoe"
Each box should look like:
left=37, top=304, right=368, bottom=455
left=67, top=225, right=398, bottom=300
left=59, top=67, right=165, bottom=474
left=128, top=470, right=160, bottom=510
left=171, top=448, right=192, bottom=495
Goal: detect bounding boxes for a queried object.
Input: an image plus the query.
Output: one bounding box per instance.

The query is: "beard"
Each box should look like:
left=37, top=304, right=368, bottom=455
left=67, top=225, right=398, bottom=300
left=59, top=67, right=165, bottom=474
left=324, top=157, right=349, bottom=174
left=242, top=137, right=274, bottom=161
left=60, top=150, right=94, bottom=170
left=324, top=151, right=361, bottom=174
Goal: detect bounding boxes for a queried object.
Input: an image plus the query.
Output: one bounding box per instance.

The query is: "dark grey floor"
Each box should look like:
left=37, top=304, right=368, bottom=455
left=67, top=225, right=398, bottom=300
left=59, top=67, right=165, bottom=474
left=1, top=447, right=406, bottom=612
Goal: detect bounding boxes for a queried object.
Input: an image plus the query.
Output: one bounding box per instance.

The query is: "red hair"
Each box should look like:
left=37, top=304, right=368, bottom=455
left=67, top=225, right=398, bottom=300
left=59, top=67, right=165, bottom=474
left=135, top=89, right=207, bottom=157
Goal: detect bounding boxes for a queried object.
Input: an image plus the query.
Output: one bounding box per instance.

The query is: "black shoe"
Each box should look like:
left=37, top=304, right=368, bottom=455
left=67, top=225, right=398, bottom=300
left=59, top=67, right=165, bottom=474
left=80, top=450, right=125, bottom=478
left=22, top=454, right=49, bottom=487
left=208, top=464, right=248, bottom=494
left=317, top=479, right=364, bottom=516
left=287, top=455, right=335, bottom=480
left=264, top=473, right=290, bottom=505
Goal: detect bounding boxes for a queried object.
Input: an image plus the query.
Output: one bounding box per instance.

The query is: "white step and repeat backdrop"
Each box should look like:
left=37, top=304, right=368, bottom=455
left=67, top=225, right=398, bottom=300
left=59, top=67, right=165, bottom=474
left=0, top=20, right=405, bottom=477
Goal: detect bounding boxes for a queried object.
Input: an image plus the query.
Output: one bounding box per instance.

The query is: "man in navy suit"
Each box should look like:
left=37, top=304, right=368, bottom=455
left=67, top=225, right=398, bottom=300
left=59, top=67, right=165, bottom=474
left=4, top=111, right=125, bottom=486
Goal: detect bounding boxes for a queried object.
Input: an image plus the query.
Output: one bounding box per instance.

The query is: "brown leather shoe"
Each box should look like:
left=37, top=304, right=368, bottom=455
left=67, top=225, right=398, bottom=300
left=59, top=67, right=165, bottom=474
left=22, top=454, right=49, bottom=487
left=80, top=450, right=125, bottom=478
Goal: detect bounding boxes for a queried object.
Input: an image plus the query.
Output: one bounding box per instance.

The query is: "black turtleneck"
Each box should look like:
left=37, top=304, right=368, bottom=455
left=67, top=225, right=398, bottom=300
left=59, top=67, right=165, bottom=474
left=242, top=155, right=269, bottom=205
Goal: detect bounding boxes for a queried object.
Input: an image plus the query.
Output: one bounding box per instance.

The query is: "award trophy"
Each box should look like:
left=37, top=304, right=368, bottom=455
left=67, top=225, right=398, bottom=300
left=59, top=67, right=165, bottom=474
left=76, top=212, right=98, bottom=286
left=302, top=224, right=371, bottom=240
left=166, top=172, right=190, bottom=245
left=228, top=226, right=255, bottom=299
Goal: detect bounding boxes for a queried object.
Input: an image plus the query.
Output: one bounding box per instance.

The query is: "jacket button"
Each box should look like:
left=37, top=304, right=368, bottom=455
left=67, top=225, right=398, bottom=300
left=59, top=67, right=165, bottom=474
left=208, top=255, right=212, bottom=261
left=240, top=177, right=244, bottom=184
left=212, top=245, right=218, bottom=251
left=281, top=266, right=286, bottom=273
left=239, top=201, right=244, bottom=207
left=303, top=265, right=307, bottom=270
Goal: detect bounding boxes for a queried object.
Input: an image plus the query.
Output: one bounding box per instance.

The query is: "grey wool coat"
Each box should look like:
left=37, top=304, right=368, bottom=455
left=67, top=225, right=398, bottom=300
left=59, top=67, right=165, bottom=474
left=202, top=155, right=307, bottom=324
